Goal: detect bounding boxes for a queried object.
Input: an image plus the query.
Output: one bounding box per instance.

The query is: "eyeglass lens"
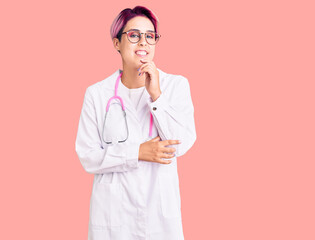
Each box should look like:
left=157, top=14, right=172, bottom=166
left=127, top=31, right=159, bottom=44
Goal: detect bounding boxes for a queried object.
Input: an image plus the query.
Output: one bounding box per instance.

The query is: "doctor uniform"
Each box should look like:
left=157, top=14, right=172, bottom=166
left=75, top=68, right=197, bottom=240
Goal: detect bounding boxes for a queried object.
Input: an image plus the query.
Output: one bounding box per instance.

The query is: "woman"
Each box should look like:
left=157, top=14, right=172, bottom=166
left=75, top=6, right=197, bottom=240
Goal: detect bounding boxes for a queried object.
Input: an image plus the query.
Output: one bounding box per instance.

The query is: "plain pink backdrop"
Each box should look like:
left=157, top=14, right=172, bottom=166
left=1, top=1, right=314, bottom=239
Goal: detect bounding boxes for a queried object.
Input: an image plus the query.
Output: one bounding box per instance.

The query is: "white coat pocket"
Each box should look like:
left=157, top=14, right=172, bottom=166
left=158, top=173, right=181, bottom=218
left=89, top=182, right=122, bottom=227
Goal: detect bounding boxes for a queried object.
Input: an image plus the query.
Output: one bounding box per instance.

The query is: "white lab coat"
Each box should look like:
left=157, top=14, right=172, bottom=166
left=75, top=68, right=197, bottom=240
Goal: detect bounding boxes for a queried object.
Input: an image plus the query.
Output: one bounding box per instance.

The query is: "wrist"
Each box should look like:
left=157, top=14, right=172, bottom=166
left=151, top=91, right=161, bottom=102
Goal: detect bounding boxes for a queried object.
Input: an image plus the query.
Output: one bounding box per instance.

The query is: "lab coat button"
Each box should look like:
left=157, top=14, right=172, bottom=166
left=153, top=107, right=157, bottom=111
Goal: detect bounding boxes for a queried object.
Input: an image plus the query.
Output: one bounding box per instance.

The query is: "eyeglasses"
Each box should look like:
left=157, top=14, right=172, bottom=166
left=121, top=30, right=161, bottom=45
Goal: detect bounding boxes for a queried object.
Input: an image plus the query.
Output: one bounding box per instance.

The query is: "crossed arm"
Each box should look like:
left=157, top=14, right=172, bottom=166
left=75, top=77, right=196, bottom=174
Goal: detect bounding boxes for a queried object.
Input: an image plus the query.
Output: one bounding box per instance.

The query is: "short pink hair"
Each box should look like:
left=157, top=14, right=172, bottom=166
left=110, top=6, right=160, bottom=42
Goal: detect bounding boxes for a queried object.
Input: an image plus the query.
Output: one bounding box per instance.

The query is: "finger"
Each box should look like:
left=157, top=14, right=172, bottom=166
left=161, top=139, right=181, bottom=146
left=161, top=146, right=176, bottom=153
left=150, top=136, right=160, bottom=142
left=139, top=63, right=149, bottom=71
left=139, top=65, right=153, bottom=76
left=161, top=153, right=175, bottom=158
left=138, top=65, right=149, bottom=76
left=138, top=64, right=148, bottom=76
left=139, top=61, right=150, bottom=70
left=141, top=68, right=154, bottom=76
left=158, top=159, right=172, bottom=164
left=139, top=60, right=153, bottom=67
left=160, top=152, right=175, bottom=159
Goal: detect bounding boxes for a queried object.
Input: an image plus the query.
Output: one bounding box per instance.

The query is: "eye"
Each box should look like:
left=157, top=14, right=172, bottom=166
left=146, top=33, right=154, bottom=39
left=129, top=31, right=140, bottom=38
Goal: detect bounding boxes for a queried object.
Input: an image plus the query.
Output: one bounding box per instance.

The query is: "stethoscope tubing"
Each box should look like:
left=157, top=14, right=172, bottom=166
left=102, top=71, right=153, bottom=144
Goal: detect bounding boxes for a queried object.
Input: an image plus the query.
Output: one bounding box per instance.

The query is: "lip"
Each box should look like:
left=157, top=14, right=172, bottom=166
left=135, top=50, right=148, bottom=58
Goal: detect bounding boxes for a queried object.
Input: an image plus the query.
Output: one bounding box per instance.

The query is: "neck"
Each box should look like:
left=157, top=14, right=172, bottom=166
left=121, top=63, right=145, bottom=89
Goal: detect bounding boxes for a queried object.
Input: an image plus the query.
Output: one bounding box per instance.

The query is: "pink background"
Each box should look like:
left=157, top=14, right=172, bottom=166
left=1, top=0, right=314, bottom=239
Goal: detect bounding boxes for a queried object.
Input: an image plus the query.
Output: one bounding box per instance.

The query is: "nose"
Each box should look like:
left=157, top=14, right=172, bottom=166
left=138, top=33, right=147, bottom=46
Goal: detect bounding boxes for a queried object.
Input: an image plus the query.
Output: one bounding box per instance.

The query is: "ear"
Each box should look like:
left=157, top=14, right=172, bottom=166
left=113, top=38, right=120, bottom=53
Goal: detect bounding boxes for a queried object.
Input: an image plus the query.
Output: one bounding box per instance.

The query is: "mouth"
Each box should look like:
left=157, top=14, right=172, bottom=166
left=135, top=50, right=148, bottom=58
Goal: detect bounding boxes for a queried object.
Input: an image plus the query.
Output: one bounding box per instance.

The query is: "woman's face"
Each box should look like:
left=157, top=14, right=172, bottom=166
left=114, top=16, right=156, bottom=68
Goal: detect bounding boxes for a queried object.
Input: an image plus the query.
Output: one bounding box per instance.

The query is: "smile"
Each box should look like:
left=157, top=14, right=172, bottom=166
left=135, top=50, right=148, bottom=57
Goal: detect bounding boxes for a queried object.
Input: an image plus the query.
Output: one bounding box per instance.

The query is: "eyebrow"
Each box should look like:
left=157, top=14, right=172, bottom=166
left=127, top=28, right=155, bottom=33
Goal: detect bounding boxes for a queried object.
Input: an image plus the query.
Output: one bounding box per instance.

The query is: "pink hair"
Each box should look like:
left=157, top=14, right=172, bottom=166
left=110, top=6, right=160, bottom=42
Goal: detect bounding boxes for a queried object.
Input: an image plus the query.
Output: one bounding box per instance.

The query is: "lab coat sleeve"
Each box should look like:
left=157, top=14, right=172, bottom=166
left=146, top=76, right=197, bottom=157
left=75, top=87, right=140, bottom=174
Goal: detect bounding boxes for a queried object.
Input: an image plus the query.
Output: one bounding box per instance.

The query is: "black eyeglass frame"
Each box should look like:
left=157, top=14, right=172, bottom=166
left=121, top=30, right=161, bottom=45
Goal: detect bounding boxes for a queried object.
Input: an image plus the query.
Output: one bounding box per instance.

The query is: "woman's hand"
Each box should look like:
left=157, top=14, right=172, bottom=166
left=138, top=136, right=181, bottom=164
left=138, top=59, right=161, bottom=101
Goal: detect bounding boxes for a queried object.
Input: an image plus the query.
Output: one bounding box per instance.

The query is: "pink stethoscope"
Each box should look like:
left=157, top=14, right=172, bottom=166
left=102, top=71, right=154, bottom=144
